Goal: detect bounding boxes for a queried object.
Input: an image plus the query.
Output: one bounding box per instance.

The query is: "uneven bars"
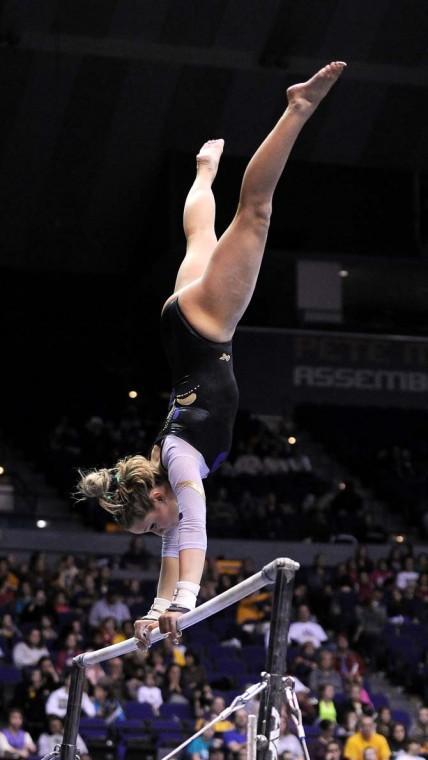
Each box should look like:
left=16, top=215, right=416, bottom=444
left=76, top=557, right=299, bottom=667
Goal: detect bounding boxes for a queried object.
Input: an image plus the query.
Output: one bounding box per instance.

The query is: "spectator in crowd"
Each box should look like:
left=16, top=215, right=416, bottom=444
left=276, top=713, right=304, bottom=760
left=318, top=685, right=338, bottom=724
left=185, top=722, right=214, bottom=760
left=38, top=656, right=61, bottom=690
left=344, top=715, right=391, bottom=760
left=52, top=591, right=71, bottom=617
left=137, top=670, right=163, bottom=714
left=309, top=650, right=343, bottom=694
left=148, top=649, right=167, bottom=680
left=370, top=560, right=392, bottom=589
left=337, top=711, right=359, bottom=740
left=162, top=663, right=190, bottom=704
left=73, top=575, right=97, bottom=615
left=339, top=683, right=372, bottom=720
left=292, top=641, right=318, bottom=682
left=97, top=617, right=119, bottom=646
left=12, top=668, right=53, bottom=733
left=193, top=684, right=215, bottom=720
left=409, top=706, right=428, bottom=752
left=12, top=628, right=49, bottom=669
left=239, top=590, right=271, bottom=629
left=0, top=613, right=20, bottom=661
left=311, top=720, right=336, bottom=760
left=396, top=558, right=419, bottom=591
left=288, top=605, right=328, bottom=649
left=0, top=708, right=37, bottom=759
left=103, top=657, right=127, bottom=700
left=88, top=592, right=131, bottom=628
left=325, top=741, right=343, bottom=760
left=57, top=555, right=80, bottom=591
left=45, top=673, right=95, bottom=718
left=112, top=620, right=134, bottom=645
left=14, top=583, right=34, bottom=618
left=377, top=708, right=393, bottom=740
left=202, top=697, right=234, bottom=734
left=37, top=716, right=90, bottom=760
left=389, top=724, right=408, bottom=756
left=398, top=740, right=426, bottom=760
left=19, top=589, right=52, bottom=625
left=223, top=710, right=248, bottom=754
left=355, top=592, right=387, bottom=667
left=354, top=547, right=373, bottom=575
left=55, top=632, right=81, bottom=673
left=40, top=615, right=59, bottom=646
left=334, top=633, right=365, bottom=681
left=28, top=552, right=50, bottom=580
left=92, top=681, right=125, bottom=724
left=182, top=650, right=207, bottom=692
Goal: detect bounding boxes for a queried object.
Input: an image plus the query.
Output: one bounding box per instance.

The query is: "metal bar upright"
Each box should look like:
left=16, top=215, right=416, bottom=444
left=59, top=663, right=85, bottom=760
left=256, top=562, right=296, bottom=760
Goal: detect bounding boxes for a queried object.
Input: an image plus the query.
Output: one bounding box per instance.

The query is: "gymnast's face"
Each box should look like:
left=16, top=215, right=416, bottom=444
left=129, top=485, right=178, bottom=536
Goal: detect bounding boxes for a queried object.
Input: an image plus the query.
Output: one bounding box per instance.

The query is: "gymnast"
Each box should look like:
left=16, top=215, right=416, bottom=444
left=78, top=62, right=346, bottom=646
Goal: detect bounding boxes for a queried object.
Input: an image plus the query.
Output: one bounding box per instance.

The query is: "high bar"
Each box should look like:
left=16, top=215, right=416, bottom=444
left=76, top=557, right=299, bottom=668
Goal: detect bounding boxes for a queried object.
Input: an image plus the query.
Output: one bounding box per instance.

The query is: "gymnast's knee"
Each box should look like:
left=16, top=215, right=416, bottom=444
left=237, top=199, right=272, bottom=229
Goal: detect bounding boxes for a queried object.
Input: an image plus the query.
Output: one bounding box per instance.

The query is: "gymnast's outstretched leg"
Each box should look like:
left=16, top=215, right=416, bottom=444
left=179, top=61, right=346, bottom=340
left=173, top=139, right=224, bottom=292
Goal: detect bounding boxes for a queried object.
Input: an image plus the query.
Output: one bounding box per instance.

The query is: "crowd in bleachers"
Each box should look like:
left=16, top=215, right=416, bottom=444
left=1, top=544, right=428, bottom=760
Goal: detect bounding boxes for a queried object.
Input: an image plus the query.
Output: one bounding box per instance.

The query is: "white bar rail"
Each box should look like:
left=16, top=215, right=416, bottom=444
left=76, top=557, right=299, bottom=667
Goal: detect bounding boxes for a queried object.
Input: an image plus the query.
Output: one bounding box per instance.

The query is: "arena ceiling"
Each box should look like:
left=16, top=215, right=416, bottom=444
left=0, top=0, right=427, bottom=429
left=0, top=0, right=426, bottom=273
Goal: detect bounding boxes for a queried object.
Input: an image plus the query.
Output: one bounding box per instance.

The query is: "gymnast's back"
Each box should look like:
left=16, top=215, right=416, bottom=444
left=155, top=297, right=239, bottom=472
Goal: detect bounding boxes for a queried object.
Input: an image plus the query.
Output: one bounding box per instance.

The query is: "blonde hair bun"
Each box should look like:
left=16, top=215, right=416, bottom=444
left=78, top=468, right=111, bottom=499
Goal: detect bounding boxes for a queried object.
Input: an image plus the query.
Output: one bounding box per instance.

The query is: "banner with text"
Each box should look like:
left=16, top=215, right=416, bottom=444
left=234, top=328, right=428, bottom=413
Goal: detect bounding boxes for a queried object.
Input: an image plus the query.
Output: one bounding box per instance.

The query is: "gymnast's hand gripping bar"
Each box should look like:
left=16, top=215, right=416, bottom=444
left=74, top=557, right=299, bottom=668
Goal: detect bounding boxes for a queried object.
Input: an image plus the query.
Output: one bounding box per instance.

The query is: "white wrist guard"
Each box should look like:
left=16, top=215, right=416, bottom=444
left=142, top=596, right=171, bottom=621
left=173, top=581, right=200, bottom=611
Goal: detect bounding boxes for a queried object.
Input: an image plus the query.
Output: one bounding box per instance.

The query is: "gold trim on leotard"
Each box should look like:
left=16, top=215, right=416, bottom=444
left=175, top=480, right=205, bottom=498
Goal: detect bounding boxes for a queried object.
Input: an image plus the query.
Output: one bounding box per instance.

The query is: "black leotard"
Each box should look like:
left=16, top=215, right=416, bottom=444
left=155, top=298, right=239, bottom=472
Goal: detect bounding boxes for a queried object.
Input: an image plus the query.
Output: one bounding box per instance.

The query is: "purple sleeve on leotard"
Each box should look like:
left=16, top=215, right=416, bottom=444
left=160, top=435, right=208, bottom=557
left=161, top=525, right=180, bottom=558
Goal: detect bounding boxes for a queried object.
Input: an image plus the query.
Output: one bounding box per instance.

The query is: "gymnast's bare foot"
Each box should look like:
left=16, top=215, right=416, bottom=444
left=196, top=139, right=224, bottom=180
left=287, top=61, right=346, bottom=115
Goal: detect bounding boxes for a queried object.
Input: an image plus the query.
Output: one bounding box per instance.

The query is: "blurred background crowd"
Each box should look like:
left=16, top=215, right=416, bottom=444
left=1, top=544, right=428, bottom=760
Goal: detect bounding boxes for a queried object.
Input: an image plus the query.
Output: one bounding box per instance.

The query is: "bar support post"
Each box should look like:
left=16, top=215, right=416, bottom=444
left=59, top=663, right=85, bottom=760
left=257, top=562, right=295, bottom=760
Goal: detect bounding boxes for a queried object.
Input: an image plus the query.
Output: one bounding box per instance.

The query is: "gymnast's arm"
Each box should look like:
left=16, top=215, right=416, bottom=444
left=157, top=554, right=179, bottom=600
left=134, top=554, right=179, bottom=644
left=158, top=436, right=207, bottom=636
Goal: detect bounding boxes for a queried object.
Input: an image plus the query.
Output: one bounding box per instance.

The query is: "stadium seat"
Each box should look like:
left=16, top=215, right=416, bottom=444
left=159, top=703, right=192, bottom=720
left=124, top=701, right=154, bottom=720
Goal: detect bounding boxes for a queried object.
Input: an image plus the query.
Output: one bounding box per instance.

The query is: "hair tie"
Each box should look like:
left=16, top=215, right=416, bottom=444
left=108, top=470, right=120, bottom=496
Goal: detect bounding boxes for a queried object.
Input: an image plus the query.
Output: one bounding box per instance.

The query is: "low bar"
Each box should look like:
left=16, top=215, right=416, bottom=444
left=77, top=557, right=299, bottom=667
